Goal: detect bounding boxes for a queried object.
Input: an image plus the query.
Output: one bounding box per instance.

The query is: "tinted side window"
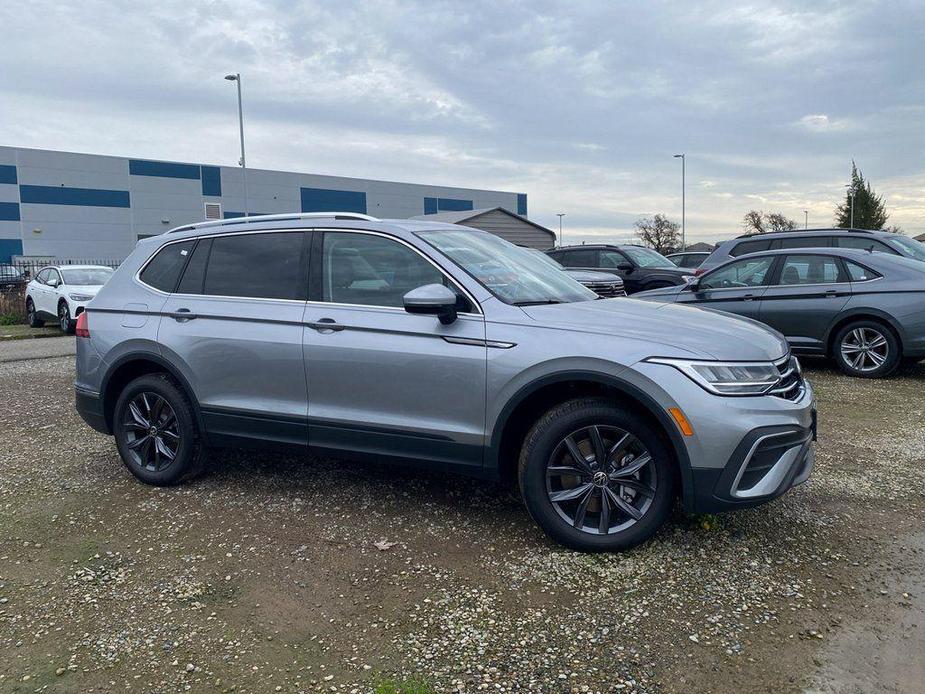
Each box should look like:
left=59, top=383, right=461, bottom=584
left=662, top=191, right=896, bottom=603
left=778, top=236, right=831, bottom=250
left=701, top=257, right=775, bottom=289
left=845, top=261, right=880, bottom=282
left=203, top=232, right=306, bottom=300
left=834, top=236, right=897, bottom=254
left=321, top=232, right=449, bottom=308
left=176, top=239, right=212, bottom=295
left=778, top=255, right=842, bottom=285
left=599, top=250, right=629, bottom=269
left=35, top=269, right=49, bottom=284
left=140, top=241, right=195, bottom=292
left=729, top=239, right=772, bottom=257
left=561, top=249, right=598, bottom=267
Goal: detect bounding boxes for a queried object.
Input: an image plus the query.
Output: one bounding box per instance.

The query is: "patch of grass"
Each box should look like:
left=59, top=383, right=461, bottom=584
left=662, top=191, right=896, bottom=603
left=0, top=312, right=23, bottom=325
left=374, top=677, right=434, bottom=694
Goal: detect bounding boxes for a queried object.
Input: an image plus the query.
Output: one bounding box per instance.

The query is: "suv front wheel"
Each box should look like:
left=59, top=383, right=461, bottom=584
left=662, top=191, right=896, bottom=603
left=519, top=398, right=676, bottom=552
left=113, top=374, right=206, bottom=485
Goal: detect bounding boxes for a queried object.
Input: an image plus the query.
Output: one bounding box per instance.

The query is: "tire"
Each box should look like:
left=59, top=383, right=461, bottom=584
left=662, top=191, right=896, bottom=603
left=113, top=374, right=207, bottom=485
left=26, top=298, right=44, bottom=327
left=518, top=397, right=676, bottom=552
left=832, top=320, right=900, bottom=378
left=58, top=301, right=74, bottom=334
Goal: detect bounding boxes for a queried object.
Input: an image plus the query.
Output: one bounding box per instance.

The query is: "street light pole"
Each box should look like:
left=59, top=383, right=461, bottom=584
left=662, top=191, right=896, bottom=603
left=804, top=210, right=808, bottom=229
left=225, top=73, right=249, bottom=217
left=846, top=186, right=856, bottom=228
left=673, top=154, right=685, bottom=250
left=556, top=213, right=565, bottom=247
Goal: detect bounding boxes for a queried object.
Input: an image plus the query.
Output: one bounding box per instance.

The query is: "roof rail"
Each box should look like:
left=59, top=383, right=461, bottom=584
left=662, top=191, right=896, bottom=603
left=168, top=211, right=380, bottom=234
left=733, top=227, right=876, bottom=240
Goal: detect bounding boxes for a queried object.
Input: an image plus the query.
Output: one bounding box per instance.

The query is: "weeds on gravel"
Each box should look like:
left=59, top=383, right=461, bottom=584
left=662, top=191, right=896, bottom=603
left=374, top=677, right=434, bottom=694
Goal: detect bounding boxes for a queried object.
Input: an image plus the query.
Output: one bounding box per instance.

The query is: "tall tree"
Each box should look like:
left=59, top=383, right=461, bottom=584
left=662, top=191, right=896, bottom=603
left=742, top=210, right=797, bottom=234
left=634, top=214, right=681, bottom=254
left=835, top=162, right=889, bottom=229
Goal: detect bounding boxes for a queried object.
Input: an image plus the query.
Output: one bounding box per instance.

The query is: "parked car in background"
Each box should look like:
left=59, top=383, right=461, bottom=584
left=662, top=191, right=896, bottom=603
left=700, top=228, right=925, bottom=274
left=25, top=265, right=114, bottom=333
left=74, top=212, right=815, bottom=553
left=546, top=244, right=691, bottom=294
left=524, top=247, right=625, bottom=297
left=0, top=263, right=26, bottom=289
left=666, top=251, right=710, bottom=269
left=636, top=248, right=925, bottom=378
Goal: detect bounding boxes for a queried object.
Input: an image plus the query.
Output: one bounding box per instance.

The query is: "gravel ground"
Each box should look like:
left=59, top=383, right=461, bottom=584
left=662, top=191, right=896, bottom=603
left=0, top=354, right=922, bottom=693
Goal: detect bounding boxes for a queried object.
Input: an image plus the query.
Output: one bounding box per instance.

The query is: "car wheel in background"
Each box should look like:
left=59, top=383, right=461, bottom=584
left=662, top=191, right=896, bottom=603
left=113, top=374, right=206, bottom=485
left=26, top=298, right=45, bottom=327
left=58, top=302, right=74, bottom=334
left=518, top=397, right=676, bottom=552
left=833, top=320, right=900, bottom=379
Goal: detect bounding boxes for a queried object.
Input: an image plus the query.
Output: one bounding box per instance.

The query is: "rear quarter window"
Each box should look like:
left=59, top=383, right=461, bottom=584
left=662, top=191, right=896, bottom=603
left=139, top=241, right=195, bottom=292
left=730, top=239, right=772, bottom=257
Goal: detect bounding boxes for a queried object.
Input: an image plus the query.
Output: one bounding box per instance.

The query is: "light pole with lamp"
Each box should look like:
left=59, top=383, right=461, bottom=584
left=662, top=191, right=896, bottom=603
left=846, top=185, right=857, bottom=228
left=556, top=213, right=565, bottom=247
left=224, top=73, right=249, bottom=217
left=804, top=210, right=808, bottom=229
left=673, top=154, right=685, bottom=250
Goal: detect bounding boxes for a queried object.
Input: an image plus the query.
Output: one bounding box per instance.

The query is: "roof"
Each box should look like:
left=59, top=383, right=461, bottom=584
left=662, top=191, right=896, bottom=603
left=733, top=227, right=895, bottom=240
left=916, top=232, right=925, bottom=242
left=409, top=207, right=556, bottom=240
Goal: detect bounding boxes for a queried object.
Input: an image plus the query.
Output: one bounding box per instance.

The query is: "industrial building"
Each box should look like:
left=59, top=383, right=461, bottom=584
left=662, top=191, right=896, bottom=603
left=0, top=146, right=528, bottom=261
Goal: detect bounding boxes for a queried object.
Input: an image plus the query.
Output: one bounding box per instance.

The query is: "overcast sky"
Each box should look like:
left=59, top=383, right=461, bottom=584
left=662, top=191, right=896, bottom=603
left=1, top=0, right=923, bottom=242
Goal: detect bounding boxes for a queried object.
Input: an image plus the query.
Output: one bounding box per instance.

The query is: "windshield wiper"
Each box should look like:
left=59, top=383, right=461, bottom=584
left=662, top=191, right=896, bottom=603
left=512, top=299, right=565, bottom=306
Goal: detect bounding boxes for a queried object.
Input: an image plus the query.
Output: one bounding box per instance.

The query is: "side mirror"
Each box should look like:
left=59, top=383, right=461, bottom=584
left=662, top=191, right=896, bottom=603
left=685, top=276, right=700, bottom=291
left=47, top=277, right=59, bottom=287
left=617, top=262, right=634, bottom=273
left=403, top=283, right=458, bottom=325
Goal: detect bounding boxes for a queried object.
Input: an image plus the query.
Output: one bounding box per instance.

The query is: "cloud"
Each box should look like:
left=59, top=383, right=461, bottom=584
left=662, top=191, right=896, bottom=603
left=1, top=0, right=923, bottom=241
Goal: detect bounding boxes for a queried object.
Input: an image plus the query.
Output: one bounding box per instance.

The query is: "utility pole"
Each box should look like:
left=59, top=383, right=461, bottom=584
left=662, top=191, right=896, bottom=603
left=847, top=186, right=857, bottom=228
left=556, top=213, right=565, bottom=247
left=673, top=154, right=685, bottom=250
left=225, top=73, right=249, bottom=216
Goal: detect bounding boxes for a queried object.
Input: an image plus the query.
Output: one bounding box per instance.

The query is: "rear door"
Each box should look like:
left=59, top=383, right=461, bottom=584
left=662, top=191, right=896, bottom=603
left=156, top=230, right=310, bottom=447
left=680, top=255, right=776, bottom=320
left=302, top=229, right=487, bottom=471
left=758, top=254, right=852, bottom=352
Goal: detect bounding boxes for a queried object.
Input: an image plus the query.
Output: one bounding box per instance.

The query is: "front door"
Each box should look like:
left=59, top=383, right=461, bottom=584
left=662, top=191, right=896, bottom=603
left=303, top=230, right=487, bottom=471
left=680, top=255, right=777, bottom=320
left=758, top=254, right=852, bottom=353
left=156, top=230, right=310, bottom=447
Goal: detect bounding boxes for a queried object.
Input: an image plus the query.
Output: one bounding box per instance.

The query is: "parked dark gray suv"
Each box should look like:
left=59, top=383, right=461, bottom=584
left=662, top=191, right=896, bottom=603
left=74, top=213, right=816, bottom=552
left=546, top=245, right=691, bottom=294
left=700, top=228, right=925, bottom=274
left=637, top=248, right=925, bottom=378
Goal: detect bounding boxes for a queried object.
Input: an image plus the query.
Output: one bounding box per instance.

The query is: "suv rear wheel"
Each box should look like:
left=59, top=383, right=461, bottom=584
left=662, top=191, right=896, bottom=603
left=518, top=397, right=676, bottom=552
left=26, top=298, right=44, bottom=327
left=833, top=320, right=900, bottom=378
left=113, top=374, right=206, bottom=485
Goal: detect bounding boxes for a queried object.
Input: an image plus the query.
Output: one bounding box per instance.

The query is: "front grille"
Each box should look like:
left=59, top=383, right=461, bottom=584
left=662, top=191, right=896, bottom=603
left=767, top=355, right=805, bottom=401
left=584, top=281, right=626, bottom=298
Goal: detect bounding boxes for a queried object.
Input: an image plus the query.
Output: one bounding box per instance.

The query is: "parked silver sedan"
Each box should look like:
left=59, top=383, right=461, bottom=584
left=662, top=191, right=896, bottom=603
left=636, top=248, right=925, bottom=378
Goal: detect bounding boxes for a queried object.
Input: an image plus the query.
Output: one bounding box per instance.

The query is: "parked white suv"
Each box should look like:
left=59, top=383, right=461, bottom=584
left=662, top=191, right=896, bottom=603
left=25, top=265, right=114, bottom=333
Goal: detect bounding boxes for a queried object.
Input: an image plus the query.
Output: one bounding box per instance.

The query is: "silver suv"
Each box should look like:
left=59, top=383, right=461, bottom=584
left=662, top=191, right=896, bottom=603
left=75, top=213, right=816, bottom=552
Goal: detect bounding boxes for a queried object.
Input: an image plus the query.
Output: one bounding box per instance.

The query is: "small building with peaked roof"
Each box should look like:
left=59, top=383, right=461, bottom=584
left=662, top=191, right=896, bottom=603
left=411, top=207, right=556, bottom=250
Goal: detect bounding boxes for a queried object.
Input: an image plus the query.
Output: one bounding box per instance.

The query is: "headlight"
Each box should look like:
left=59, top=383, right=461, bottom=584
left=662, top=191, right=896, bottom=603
left=69, top=293, right=93, bottom=302
left=646, top=357, right=780, bottom=396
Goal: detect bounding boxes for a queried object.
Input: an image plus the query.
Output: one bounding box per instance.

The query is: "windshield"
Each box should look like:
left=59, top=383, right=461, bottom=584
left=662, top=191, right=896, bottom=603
left=621, top=246, right=677, bottom=268
left=890, top=236, right=925, bottom=262
left=0, top=265, right=22, bottom=279
left=61, top=267, right=113, bottom=286
left=417, top=230, right=597, bottom=305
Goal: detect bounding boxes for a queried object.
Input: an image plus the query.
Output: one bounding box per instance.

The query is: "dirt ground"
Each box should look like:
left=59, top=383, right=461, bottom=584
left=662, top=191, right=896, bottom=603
left=0, top=351, right=922, bottom=693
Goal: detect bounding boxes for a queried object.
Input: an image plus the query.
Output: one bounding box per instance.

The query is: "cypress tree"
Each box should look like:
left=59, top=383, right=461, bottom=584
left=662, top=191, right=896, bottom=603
left=835, top=161, right=889, bottom=229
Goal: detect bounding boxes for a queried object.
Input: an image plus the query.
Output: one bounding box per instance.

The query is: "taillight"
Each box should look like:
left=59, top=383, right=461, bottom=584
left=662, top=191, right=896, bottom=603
left=75, top=312, right=90, bottom=338
left=694, top=268, right=706, bottom=276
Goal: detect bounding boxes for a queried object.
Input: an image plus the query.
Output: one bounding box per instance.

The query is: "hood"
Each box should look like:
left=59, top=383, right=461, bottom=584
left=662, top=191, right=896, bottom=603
left=521, top=298, right=788, bottom=362
left=644, top=266, right=692, bottom=278
left=564, top=269, right=624, bottom=283
left=634, top=285, right=685, bottom=300
left=68, top=285, right=104, bottom=295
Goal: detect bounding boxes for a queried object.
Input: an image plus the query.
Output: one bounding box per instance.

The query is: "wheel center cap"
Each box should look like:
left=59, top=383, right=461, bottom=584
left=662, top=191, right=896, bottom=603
left=592, top=471, right=609, bottom=488
left=149, top=426, right=158, bottom=436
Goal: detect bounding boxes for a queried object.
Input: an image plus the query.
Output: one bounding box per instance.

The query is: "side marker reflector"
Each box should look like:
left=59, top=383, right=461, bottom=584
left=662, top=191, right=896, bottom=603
left=668, top=407, right=694, bottom=437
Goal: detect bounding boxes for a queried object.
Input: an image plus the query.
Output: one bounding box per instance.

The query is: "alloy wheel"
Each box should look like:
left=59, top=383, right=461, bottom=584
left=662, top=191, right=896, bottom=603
left=27, top=300, right=35, bottom=321
left=120, top=392, right=180, bottom=472
left=546, top=425, right=657, bottom=535
left=59, top=304, right=69, bottom=332
left=840, top=327, right=889, bottom=373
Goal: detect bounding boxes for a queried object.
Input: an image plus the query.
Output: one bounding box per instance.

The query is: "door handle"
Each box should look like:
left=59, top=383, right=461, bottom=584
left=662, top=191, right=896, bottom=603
left=743, top=293, right=756, bottom=301
left=307, top=317, right=345, bottom=333
left=168, top=308, right=198, bottom=321
left=825, top=289, right=838, bottom=297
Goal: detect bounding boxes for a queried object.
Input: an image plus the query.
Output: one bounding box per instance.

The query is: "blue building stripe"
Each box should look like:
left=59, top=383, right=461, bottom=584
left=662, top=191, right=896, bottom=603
left=0, top=165, right=16, bottom=185
left=0, top=239, right=24, bottom=263
left=223, top=211, right=268, bottom=219
left=201, top=166, right=222, bottom=196
left=301, top=187, right=367, bottom=214
left=437, top=198, right=473, bottom=212
left=423, top=197, right=438, bottom=215
left=0, top=202, right=21, bottom=221
left=129, top=159, right=201, bottom=180
left=20, top=185, right=131, bottom=208
left=516, top=193, right=527, bottom=216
